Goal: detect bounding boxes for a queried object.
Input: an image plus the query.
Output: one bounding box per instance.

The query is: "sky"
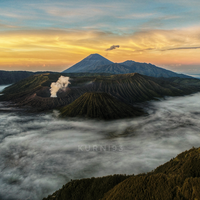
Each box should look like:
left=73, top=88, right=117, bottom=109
left=0, top=0, right=200, bottom=73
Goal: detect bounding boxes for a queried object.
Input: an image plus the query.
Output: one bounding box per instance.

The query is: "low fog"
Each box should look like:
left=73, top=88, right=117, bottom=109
left=1, top=87, right=200, bottom=199
left=0, top=85, right=11, bottom=95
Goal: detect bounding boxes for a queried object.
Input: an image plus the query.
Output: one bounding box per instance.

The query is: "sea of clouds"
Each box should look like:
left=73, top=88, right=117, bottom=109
left=1, top=84, right=200, bottom=200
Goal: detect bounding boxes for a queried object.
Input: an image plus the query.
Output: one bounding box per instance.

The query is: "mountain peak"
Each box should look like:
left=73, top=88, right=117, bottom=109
left=62, top=54, right=113, bottom=73
left=85, top=53, right=109, bottom=61
left=120, top=60, right=136, bottom=66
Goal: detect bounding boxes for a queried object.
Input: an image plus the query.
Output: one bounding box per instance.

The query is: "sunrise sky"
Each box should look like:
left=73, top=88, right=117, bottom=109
left=0, top=0, right=200, bottom=73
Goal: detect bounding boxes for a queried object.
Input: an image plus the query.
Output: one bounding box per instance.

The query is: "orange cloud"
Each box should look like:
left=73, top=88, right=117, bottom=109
left=0, top=27, right=200, bottom=72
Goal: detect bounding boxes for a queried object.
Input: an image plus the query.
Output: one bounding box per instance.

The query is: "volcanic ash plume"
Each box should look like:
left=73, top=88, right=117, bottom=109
left=50, top=76, right=71, bottom=97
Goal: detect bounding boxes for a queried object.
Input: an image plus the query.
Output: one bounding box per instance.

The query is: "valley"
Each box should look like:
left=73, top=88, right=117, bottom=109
left=1, top=54, right=200, bottom=199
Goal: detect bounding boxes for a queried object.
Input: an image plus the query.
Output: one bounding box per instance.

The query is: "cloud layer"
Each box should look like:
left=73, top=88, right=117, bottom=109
left=1, top=87, right=200, bottom=199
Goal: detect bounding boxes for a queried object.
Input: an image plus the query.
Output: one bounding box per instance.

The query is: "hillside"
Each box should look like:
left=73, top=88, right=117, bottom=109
left=63, top=54, right=113, bottom=73
left=1, top=73, right=200, bottom=111
left=0, top=70, right=59, bottom=85
left=90, top=62, right=190, bottom=78
left=90, top=63, right=131, bottom=74
left=60, top=92, right=144, bottom=120
left=0, top=70, right=34, bottom=85
left=43, top=147, right=200, bottom=200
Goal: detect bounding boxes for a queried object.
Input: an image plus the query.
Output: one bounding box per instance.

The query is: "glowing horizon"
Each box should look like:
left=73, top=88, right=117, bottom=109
left=0, top=0, right=200, bottom=74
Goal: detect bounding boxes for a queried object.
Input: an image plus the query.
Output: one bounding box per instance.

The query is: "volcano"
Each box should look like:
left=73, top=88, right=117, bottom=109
left=62, top=54, right=191, bottom=78
left=62, top=54, right=113, bottom=73
left=60, top=92, right=144, bottom=120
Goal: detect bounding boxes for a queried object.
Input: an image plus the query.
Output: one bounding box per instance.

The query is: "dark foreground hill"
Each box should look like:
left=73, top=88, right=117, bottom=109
left=1, top=73, right=200, bottom=112
left=62, top=53, right=191, bottom=78
left=60, top=92, right=144, bottom=120
left=43, top=147, right=200, bottom=200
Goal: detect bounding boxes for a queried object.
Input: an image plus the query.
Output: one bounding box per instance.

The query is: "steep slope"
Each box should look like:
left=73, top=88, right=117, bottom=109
left=153, top=147, right=200, bottom=177
left=60, top=92, right=144, bottom=120
left=43, top=147, right=200, bottom=200
left=90, top=62, right=191, bottom=78
left=43, top=175, right=130, bottom=200
left=101, top=147, right=200, bottom=200
left=62, top=54, right=113, bottom=73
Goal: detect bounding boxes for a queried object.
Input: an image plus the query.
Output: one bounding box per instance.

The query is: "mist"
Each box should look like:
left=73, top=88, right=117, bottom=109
left=0, top=85, right=10, bottom=95
left=1, top=91, right=200, bottom=199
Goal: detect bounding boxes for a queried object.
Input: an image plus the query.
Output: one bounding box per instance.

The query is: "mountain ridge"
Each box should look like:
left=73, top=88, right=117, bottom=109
left=1, top=73, right=200, bottom=112
left=0, top=70, right=58, bottom=85
left=63, top=54, right=191, bottom=78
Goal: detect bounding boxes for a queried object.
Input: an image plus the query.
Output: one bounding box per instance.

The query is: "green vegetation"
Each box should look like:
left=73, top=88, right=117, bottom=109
left=43, top=147, right=200, bottom=200
left=43, top=175, right=130, bottom=200
left=60, top=92, right=144, bottom=120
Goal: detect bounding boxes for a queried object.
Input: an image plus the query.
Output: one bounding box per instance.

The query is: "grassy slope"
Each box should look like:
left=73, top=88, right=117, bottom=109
left=60, top=92, right=144, bottom=120
left=43, top=147, right=200, bottom=200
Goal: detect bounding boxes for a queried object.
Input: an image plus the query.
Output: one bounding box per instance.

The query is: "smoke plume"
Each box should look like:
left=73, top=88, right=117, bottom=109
left=50, top=76, right=70, bottom=97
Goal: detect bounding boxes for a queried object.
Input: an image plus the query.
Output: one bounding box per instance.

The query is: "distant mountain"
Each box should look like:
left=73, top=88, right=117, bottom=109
left=62, top=54, right=113, bottom=73
left=90, top=63, right=131, bottom=74
left=0, top=70, right=57, bottom=85
left=62, top=54, right=191, bottom=78
left=90, top=61, right=191, bottom=78
left=43, top=147, right=200, bottom=200
left=0, top=70, right=34, bottom=85
left=60, top=92, right=144, bottom=120
left=120, top=60, right=136, bottom=66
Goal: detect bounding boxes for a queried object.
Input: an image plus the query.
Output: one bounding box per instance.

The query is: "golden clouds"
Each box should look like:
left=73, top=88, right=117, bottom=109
left=0, top=27, right=200, bottom=71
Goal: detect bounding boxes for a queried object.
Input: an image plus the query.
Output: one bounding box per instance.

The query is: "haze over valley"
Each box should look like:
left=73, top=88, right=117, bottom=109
left=1, top=82, right=200, bottom=199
